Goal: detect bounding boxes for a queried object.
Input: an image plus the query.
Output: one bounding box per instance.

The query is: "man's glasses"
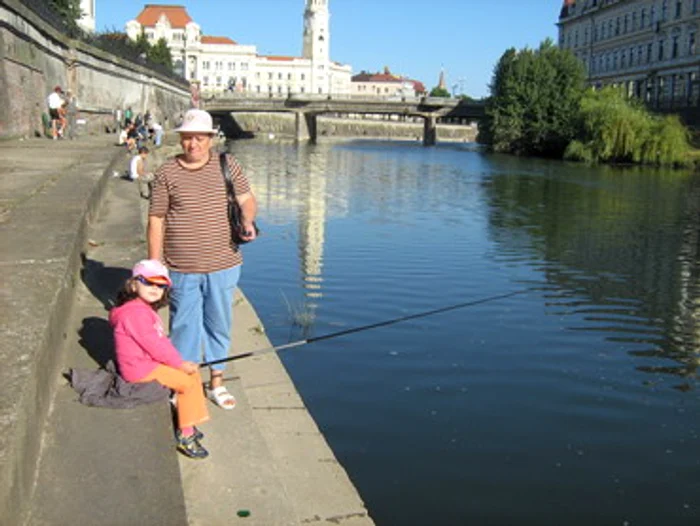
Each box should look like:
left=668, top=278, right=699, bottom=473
left=136, top=276, right=169, bottom=289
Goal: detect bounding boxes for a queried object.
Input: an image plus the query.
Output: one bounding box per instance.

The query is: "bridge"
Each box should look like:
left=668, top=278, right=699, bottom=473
left=201, top=94, right=485, bottom=146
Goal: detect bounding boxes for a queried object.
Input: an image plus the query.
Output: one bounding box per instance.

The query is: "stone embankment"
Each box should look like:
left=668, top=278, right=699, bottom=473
left=233, top=112, right=478, bottom=142
left=0, top=133, right=374, bottom=525
left=0, top=0, right=190, bottom=140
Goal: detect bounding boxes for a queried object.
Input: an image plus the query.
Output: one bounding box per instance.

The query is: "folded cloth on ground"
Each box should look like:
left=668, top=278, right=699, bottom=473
left=68, top=360, right=169, bottom=408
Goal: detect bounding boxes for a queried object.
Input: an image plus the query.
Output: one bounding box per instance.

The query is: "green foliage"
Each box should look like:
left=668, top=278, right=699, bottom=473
left=429, top=86, right=451, bottom=98
left=49, top=0, right=83, bottom=33
left=134, top=30, right=151, bottom=56
left=481, top=39, right=587, bottom=158
left=564, top=87, right=690, bottom=167
left=148, top=38, right=173, bottom=71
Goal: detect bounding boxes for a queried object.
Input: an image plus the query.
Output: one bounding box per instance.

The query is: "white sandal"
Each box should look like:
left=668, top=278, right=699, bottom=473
left=208, top=386, right=236, bottom=410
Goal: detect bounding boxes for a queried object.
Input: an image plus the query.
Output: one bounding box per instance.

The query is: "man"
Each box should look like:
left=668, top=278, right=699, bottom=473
left=46, top=86, right=64, bottom=140
left=148, top=109, right=257, bottom=410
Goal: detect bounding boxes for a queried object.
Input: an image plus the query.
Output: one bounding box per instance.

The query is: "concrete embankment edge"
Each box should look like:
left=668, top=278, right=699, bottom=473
left=0, top=138, right=128, bottom=526
left=178, top=290, right=374, bottom=525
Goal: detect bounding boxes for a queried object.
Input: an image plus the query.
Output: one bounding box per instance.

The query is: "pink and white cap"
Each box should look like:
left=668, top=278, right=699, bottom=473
left=174, top=109, right=217, bottom=134
left=132, top=259, right=172, bottom=287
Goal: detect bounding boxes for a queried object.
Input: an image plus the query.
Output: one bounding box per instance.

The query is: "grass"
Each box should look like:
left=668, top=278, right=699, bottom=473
left=280, top=291, right=316, bottom=328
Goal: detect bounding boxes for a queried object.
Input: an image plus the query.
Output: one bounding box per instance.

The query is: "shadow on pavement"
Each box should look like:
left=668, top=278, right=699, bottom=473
left=77, top=317, right=114, bottom=368
left=80, top=254, right=130, bottom=310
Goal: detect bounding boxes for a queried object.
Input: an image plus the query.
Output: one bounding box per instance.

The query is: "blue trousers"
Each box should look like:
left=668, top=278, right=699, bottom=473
left=169, top=265, right=241, bottom=371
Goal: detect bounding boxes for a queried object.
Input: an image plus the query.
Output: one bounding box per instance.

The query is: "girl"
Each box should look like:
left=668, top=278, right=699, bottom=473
left=109, top=259, right=210, bottom=459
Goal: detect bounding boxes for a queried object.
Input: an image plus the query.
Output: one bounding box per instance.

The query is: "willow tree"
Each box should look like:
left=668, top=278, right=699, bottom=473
left=480, top=39, right=587, bottom=158
left=565, top=87, right=691, bottom=166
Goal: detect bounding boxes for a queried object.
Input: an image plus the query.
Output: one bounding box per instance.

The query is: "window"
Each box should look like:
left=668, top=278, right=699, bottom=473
left=268, top=72, right=273, bottom=80
left=658, top=40, right=665, bottom=61
left=624, top=14, right=628, bottom=33
left=689, top=32, right=696, bottom=55
left=301, top=73, right=306, bottom=80
left=621, top=50, right=626, bottom=68
left=202, top=61, right=210, bottom=70
left=203, top=76, right=209, bottom=86
left=632, top=12, right=637, bottom=31
left=672, top=35, right=679, bottom=58
left=241, top=63, right=249, bottom=71
left=228, top=62, right=235, bottom=71
left=675, top=0, right=682, bottom=18
left=647, top=43, right=653, bottom=62
left=216, top=76, right=222, bottom=86
left=641, top=8, right=646, bottom=28
left=278, top=73, right=282, bottom=80
left=288, top=73, right=292, bottom=80
left=661, top=0, right=668, bottom=21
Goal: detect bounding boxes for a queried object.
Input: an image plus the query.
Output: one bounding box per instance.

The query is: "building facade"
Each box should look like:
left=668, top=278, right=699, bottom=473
left=126, top=1, right=351, bottom=95
left=558, top=0, right=700, bottom=108
left=78, top=0, right=95, bottom=33
left=351, top=67, right=426, bottom=98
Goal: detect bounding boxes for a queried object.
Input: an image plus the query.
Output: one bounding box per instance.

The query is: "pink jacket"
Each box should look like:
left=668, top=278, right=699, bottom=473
left=109, top=298, right=183, bottom=382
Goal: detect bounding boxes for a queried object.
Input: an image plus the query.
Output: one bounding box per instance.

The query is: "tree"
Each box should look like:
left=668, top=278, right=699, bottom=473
left=480, top=39, right=586, bottom=158
left=564, top=86, right=690, bottom=166
left=429, top=86, right=451, bottom=98
left=134, top=30, right=151, bottom=58
left=148, top=38, right=173, bottom=71
left=49, top=0, right=83, bottom=33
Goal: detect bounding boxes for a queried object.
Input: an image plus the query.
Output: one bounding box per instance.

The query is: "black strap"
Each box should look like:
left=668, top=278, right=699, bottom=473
left=219, top=152, right=235, bottom=199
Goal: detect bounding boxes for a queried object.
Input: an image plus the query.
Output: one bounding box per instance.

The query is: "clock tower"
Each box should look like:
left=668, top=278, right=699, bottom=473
left=302, top=0, right=330, bottom=93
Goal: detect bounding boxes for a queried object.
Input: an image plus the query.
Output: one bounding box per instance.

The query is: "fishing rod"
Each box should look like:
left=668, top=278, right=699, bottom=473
left=199, top=288, right=529, bottom=368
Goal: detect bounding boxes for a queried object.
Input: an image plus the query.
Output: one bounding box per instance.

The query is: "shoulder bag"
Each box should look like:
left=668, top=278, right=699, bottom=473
left=219, top=152, right=259, bottom=246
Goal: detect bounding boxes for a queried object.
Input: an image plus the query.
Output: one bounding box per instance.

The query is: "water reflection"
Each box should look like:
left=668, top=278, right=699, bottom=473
left=227, top=140, right=700, bottom=525
left=483, top=157, right=700, bottom=388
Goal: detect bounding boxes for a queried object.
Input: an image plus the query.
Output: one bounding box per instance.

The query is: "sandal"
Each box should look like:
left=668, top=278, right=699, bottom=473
left=208, top=386, right=236, bottom=410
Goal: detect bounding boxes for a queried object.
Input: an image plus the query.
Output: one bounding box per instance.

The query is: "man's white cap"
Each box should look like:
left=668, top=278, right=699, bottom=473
left=175, top=109, right=217, bottom=134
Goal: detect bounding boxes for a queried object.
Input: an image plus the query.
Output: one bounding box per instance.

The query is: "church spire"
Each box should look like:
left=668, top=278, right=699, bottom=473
left=438, top=68, right=446, bottom=90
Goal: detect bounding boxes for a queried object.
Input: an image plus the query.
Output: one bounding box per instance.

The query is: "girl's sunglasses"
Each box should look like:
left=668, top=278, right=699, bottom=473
left=136, top=276, right=169, bottom=289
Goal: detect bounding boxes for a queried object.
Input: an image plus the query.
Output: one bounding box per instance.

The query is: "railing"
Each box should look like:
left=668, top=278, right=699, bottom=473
left=18, top=0, right=187, bottom=85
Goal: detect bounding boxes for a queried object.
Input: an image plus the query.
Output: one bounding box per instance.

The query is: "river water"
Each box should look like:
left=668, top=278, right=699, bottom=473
left=228, top=139, right=700, bottom=526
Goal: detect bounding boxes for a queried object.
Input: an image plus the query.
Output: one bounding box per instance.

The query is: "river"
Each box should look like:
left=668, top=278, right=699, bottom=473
left=228, top=138, right=700, bottom=526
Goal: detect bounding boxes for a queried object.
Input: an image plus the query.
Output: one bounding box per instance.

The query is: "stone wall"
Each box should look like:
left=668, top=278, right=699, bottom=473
left=0, top=0, right=190, bottom=139
left=230, top=112, right=478, bottom=142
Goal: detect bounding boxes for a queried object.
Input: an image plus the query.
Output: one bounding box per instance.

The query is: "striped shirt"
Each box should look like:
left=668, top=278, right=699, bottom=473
left=149, top=152, right=251, bottom=273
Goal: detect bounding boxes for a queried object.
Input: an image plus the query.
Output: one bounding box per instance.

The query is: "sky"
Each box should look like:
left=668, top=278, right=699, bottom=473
left=96, top=0, right=563, bottom=98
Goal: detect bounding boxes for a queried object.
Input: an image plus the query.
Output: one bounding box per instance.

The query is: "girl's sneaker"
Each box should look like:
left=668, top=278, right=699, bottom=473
left=176, top=433, right=208, bottom=459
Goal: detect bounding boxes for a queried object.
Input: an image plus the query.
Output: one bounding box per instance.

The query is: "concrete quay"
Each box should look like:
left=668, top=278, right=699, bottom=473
left=0, top=135, right=374, bottom=525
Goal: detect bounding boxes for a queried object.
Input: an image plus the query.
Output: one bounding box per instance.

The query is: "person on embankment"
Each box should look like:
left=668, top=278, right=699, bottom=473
left=147, top=108, right=258, bottom=411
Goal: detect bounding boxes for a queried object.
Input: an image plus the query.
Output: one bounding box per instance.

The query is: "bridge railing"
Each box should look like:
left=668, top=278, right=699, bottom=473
left=201, top=91, right=467, bottom=106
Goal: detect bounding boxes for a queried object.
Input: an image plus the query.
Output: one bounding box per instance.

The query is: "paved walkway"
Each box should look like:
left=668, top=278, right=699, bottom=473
left=0, top=135, right=374, bottom=525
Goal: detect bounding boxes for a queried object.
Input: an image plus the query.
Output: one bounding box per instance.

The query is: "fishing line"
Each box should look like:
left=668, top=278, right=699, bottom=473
left=199, top=288, right=529, bottom=367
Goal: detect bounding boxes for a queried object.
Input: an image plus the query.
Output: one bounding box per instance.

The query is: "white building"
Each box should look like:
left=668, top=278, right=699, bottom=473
left=558, top=0, right=700, bottom=108
left=126, top=1, right=352, bottom=95
left=77, top=0, right=95, bottom=33
left=351, top=67, right=426, bottom=98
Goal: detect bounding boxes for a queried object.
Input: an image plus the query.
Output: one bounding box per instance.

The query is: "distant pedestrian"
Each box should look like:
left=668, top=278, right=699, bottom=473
left=47, top=86, right=64, bottom=140
left=129, top=146, right=151, bottom=181
left=110, top=259, right=210, bottom=459
left=124, top=106, right=133, bottom=127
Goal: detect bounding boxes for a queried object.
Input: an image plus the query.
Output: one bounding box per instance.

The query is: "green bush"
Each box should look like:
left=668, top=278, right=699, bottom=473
left=565, top=87, right=690, bottom=167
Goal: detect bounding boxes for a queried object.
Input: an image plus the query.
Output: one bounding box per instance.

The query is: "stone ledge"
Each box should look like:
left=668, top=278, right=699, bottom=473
left=0, top=137, right=128, bottom=525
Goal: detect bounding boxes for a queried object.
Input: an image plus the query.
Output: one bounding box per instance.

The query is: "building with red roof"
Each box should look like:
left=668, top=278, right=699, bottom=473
left=126, top=1, right=352, bottom=95
left=351, top=67, right=426, bottom=98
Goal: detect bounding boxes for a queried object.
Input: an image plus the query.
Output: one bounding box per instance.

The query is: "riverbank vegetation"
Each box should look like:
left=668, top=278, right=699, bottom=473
left=479, top=40, right=693, bottom=168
